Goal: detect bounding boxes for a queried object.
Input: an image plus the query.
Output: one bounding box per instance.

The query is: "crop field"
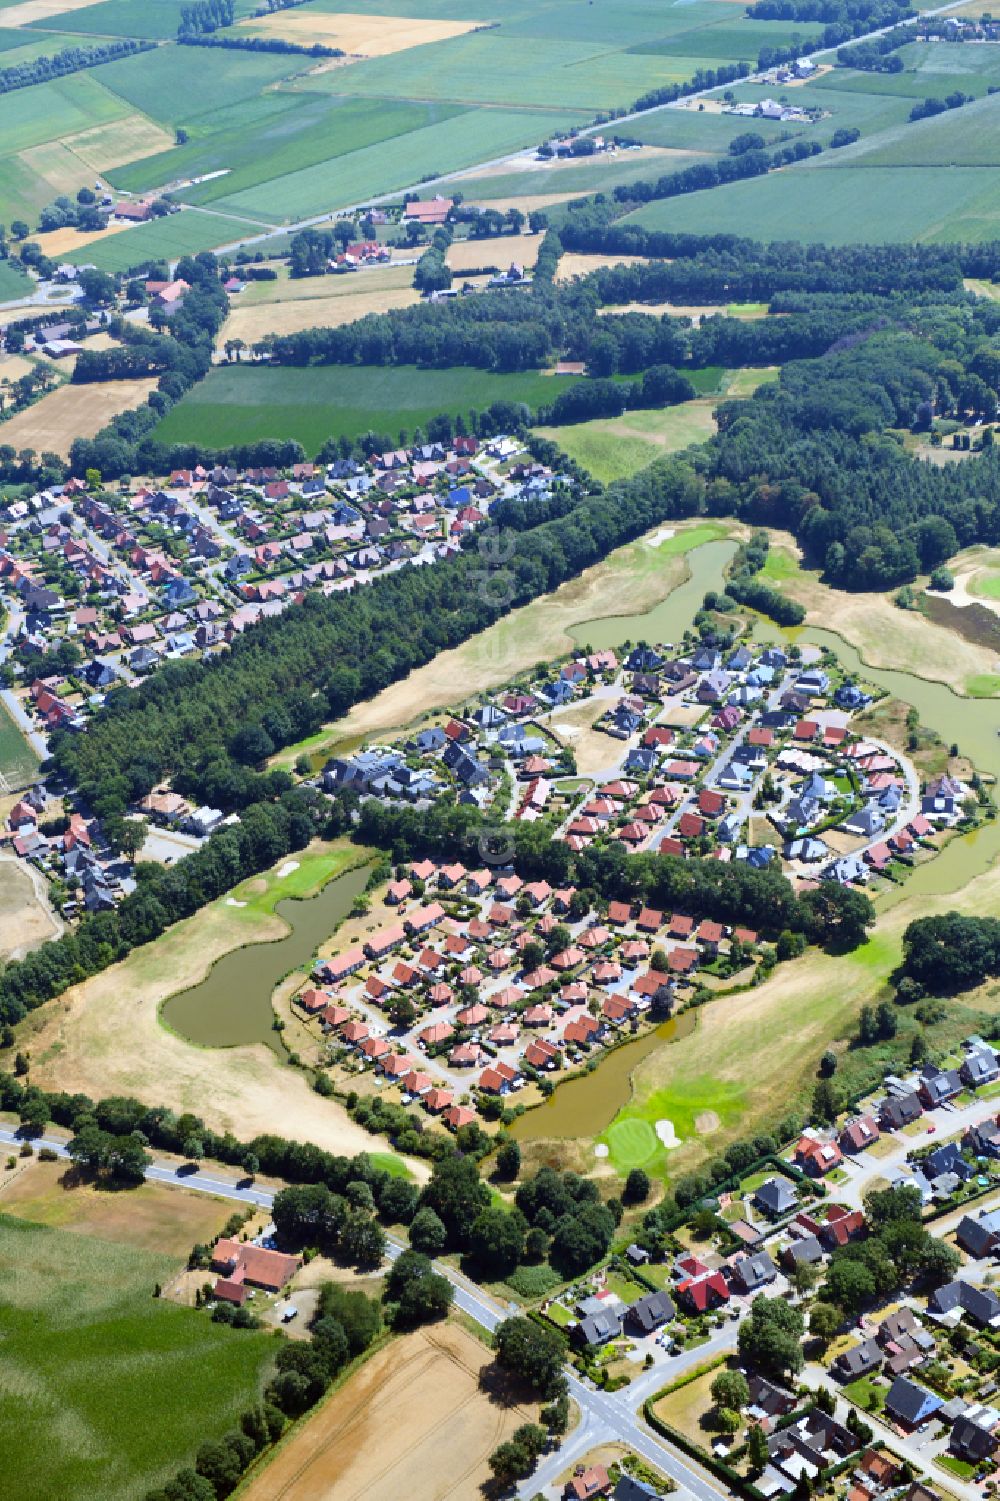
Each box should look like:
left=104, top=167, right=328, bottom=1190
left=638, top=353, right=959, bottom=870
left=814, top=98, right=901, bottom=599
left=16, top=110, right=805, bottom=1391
left=91, top=43, right=312, bottom=127
left=237, top=1322, right=539, bottom=1501
left=31, top=0, right=245, bottom=37
left=238, top=9, right=482, bottom=55
left=63, top=209, right=258, bottom=270
left=0, top=377, right=158, bottom=457
left=827, top=93, right=1000, bottom=167
left=634, top=18, right=824, bottom=58
left=629, top=160, right=1000, bottom=244
left=154, top=362, right=576, bottom=451
left=0, top=1211, right=275, bottom=1501
left=814, top=38, right=1000, bottom=96
left=116, top=94, right=463, bottom=204
left=198, top=106, right=575, bottom=223
left=220, top=280, right=421, bottom=345
left=0, top=695, right=39, bottom=788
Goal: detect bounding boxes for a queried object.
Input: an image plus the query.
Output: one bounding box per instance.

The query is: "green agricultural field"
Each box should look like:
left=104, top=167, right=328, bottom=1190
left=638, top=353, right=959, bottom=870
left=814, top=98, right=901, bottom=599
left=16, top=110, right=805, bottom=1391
left=447, top=149, right=717, bottom=206
left=625, top=106, right=804, bottom=151
left=0, top=71, right=128, bottom=158
left=117, top=94, right=462, bottom=204
left=154, top=362, right=579, bottom=451
left=628, top=161, right=1000, bottom=244
left=0, top=259, right=32, bottom=302
left=92, top=41, right=310, bottom=127
left=64, top=208, right=260, bottom=271
left=311, top=29, right=723, bottom=113
left=0, top=1211, right=275, bottom=1501
left=633, top=19, right=824, bottom=59
left=29, top=0, right=242, bottom=38
left=826, top=94, right=1000, bottom=167
left=205, top=106, right=571, bottom=224
left=815, top=38, right=1000, bottom=96
left=0, top=698, right=39, bottom=788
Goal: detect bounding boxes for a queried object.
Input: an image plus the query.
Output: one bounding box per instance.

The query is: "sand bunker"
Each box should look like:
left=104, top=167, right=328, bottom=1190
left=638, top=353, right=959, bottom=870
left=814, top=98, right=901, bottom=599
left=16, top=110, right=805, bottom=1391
left=277, top=861, right=301, bottom=879
left=695, top=1110, right=721, bottom=1134
left=646, top=527, right=677, bottom=547
left=655, top=1119, right=680, bottom=1148
left=594, top=1142, right=610, bottom=1158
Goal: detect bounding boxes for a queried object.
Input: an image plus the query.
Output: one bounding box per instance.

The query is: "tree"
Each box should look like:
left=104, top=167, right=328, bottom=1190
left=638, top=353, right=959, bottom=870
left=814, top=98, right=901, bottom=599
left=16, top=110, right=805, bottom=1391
left=495, top=1139, right=521, bottom=1182
left=792, top=1260, right=819, bottom=1297
left=819, top=1050, right=837, bottom=1078
left=748, top=1422, right=769, bottom=1473
left=711, top=1370, right=750, bottom=1411
left=242, top=1151, right=259, bottom=1182
left=825, top=1257, right=877, bottom=1315
left=419, top=1153, right=490, bottom=1247
left=489, top=1439, right=535, bottom=1483
left=811, top=1077, right=841, bottom=1125
left=809, top=1301, right=840, bottom=1346
left=920, top=1236, right=960, bottom=1286
left=623, top=1166, right=651, bottom=1205
left=801, top=884, right=875, bottom=951
left=341, top=1210, right=385, bottom=1268
left=468, top=1207, right=525, bottom=1278
left=494, top=1316, right=567, bottom=1397
left=120, top=819, right=148, bottom=862
left=409, top=1206, right=447, bottom=1255
left=738, top=1296, right=804, bottom=1379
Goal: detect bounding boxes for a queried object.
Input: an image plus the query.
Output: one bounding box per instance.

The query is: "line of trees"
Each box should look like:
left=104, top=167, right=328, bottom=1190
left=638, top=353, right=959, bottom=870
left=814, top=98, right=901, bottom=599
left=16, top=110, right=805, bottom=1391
left=0, top=37, right=153, bottom=94
left=177, top=33, right=341, bottom=57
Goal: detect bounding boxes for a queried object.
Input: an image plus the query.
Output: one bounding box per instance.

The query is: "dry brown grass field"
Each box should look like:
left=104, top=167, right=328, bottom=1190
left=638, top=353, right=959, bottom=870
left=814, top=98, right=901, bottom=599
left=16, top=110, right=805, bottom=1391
left=446, top=232, right=540, bottom=272
left=238, top=1323, right=538, bottom=1501
left=0, top=1156, right=234, bottom=1259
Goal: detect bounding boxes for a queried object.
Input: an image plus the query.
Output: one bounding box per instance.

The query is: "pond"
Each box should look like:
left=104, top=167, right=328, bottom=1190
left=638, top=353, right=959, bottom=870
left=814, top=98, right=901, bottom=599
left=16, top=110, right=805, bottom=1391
left=160, top=863, right=370, bottom=1056
left=512, top=1011, right=697, bottom=1142
left=568, top=539, right=739, bottom=652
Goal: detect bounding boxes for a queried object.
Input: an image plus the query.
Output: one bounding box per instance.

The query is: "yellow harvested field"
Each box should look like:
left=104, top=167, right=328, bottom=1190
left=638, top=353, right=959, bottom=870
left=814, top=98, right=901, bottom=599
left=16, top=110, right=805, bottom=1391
left=67, top=114, right=175, bottom=174
left=0, top=378, right=157, bottom=459
left=20, top=140, right=88, bottom=200
left=0, top=351, right=37, bottom=383
left=546, top=698, right=619, bottom=775
left=33, top=220, right=135, bottom=259
left=447, top=231, right=540, bottom=272
left=555, top=252, right=650, bottom=282
left=0, top=0, right=106, bottom=22
left=221, top=285, right=420, bottom=345
left=239, top=1323, right=539, bottom=1501
left=240, top=10, right=482, bottom=55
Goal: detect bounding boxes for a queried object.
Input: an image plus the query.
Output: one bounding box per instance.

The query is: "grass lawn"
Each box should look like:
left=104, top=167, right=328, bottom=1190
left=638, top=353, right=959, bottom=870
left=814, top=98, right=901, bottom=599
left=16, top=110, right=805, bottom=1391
left=967, top=673, right=1000, bottom=697
left=970, top=570, right=1000, bottom=600
left=0, top=1211, right=275, bottom=1501
left=939, top=1455, right=977, bottom=1479
left=600, top=1073, right=747, bottom=1175
left=844, top=1374, right=886, bottom=1413
left=156, top=363, right=576, bottom=452
left=651, top=1362, right=729, bottom=1446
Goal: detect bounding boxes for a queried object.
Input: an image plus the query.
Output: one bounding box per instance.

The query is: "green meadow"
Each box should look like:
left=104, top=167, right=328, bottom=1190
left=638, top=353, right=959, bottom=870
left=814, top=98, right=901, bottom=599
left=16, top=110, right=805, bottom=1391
left=154, top=362, right=578, bottom=452
left=0, top=1212, right=275, bottom=1501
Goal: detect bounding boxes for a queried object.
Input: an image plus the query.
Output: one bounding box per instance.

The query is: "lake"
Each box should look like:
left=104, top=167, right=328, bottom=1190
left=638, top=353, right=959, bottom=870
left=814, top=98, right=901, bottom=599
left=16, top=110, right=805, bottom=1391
left=160, top=863, right=370, bottom=1055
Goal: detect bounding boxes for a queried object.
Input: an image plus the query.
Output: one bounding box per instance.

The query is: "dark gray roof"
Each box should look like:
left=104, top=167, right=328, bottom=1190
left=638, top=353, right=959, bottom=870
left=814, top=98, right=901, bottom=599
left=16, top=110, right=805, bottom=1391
left=626, top=1290, right=675, bottom=1333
